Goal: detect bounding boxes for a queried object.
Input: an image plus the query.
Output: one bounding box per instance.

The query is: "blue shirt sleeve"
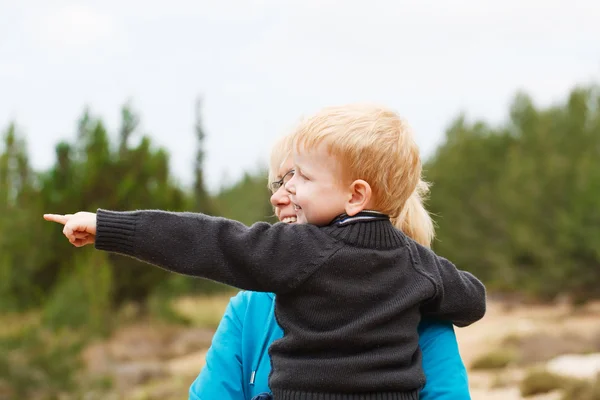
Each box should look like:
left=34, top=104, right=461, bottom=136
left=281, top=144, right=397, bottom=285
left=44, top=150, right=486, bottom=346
left=189, top=293, right=247, bottom=400
left=417, top=318, right=471, bottom=399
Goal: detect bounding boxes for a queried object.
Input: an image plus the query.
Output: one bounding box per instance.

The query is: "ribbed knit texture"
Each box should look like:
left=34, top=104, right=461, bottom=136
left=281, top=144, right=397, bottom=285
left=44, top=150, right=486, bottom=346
left=271, top=389, right=420, bottom=400
left=94, top=212, right=137, bottom=252
left=95, top=209, right=486, bottom=399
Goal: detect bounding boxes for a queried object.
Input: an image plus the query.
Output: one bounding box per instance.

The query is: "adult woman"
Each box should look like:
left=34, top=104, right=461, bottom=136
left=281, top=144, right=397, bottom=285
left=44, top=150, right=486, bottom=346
left=188, top=136, right=471, bottom=399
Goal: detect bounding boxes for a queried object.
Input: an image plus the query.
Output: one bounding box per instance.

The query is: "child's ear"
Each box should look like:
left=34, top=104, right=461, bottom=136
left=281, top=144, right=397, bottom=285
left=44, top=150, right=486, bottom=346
left=345, top=179, right=372, bottom=216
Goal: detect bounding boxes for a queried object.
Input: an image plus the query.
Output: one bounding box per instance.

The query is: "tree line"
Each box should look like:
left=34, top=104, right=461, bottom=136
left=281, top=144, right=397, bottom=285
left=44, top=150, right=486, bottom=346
left=1, top=84, right=598, bottom=323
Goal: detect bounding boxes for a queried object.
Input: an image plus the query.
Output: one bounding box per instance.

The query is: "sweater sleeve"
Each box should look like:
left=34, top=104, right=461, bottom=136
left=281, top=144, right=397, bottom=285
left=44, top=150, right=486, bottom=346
left=415, top=244, right=487, bottom=327
left=94, top=209, right=342, bottom=294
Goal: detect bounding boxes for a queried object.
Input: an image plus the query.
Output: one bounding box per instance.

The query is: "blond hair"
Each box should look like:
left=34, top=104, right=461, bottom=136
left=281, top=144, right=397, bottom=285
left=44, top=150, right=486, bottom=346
left=393, top=179, right=435, bottom=247
left=267, top=134, right=294, bottom=190
left=269, top=104, right=435, bottom=247
left=293, top=105, right=418, bottom=213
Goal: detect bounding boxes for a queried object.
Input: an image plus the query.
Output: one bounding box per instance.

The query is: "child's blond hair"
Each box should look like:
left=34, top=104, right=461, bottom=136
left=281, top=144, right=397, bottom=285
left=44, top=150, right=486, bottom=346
left=293, top=104, right=419, bottom=211
left=269, top=104, right=435, bottom=247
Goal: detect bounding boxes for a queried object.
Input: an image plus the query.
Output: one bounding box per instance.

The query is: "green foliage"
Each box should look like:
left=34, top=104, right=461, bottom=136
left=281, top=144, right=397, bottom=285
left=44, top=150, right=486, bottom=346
left=215, top=167, right=276, bottom=226
left=426, top=84, right=600, bottom=301
left=0, top=100, right=274, bottom=319
left=42, top=251, right=113, bottom=336
left=0, top=324, right=85, bottom=399
left=192, top=97, right=213, bottom=214
left=0, top=134, right=50, bottom=311
left=55, top=107, right=190, bottom=306
left=2, top=83, right=600, bottom=397
left=1, top=84, right=599, bottom=319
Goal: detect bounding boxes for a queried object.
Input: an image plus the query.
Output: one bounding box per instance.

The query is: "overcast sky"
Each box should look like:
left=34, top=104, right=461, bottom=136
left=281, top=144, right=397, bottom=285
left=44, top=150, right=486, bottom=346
left=1, top=0, right=599, bottom=192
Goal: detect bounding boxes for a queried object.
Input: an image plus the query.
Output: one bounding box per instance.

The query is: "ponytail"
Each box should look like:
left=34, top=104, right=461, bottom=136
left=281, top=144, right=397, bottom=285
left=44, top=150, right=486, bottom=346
left=392, top=180, right=435, bottom=248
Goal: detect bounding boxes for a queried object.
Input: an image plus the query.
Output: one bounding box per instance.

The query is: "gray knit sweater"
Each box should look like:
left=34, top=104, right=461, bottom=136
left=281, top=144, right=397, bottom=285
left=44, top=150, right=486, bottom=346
left=94, top=209, right=486, bottom=400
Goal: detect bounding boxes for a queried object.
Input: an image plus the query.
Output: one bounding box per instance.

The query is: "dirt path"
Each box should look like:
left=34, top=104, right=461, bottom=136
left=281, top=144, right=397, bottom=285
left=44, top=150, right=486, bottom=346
left=454, top=300, right=600, bottom=399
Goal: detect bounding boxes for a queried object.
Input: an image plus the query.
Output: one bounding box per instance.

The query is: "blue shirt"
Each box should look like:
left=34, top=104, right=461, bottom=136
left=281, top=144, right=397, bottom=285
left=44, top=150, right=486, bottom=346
left=189, top=291, right=471, bottom=399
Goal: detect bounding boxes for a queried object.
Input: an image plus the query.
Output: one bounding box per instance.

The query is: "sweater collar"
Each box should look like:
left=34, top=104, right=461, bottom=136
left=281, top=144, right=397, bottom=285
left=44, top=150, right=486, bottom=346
left=329, top=210, right=390, bottom=226
left=323, top=211, right=406, bottom=249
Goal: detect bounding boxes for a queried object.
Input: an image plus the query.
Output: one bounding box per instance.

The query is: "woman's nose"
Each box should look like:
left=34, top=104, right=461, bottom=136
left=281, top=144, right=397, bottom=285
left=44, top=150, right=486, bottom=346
left=270, top=187, right=291, bottom=207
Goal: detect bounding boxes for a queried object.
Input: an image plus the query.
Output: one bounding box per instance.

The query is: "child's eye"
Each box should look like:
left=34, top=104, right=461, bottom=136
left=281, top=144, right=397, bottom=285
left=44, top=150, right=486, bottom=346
left=298, top=170, right=309, bottom=180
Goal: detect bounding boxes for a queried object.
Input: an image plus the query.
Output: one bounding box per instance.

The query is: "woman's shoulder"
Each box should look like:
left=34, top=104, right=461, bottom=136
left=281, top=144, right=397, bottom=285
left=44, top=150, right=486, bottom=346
left=227, top=290, right=275, bottom=314
left=226, top=291, right=280, bottom=347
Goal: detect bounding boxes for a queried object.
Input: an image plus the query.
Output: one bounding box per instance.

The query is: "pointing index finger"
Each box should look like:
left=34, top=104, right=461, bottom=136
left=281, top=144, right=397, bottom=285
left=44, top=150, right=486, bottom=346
left=43, top=214, right=69, bottom=225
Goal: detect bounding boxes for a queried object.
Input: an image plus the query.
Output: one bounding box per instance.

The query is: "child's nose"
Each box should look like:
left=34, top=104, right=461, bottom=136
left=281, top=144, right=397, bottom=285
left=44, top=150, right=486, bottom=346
left=284, top=174, right=296, bottom=194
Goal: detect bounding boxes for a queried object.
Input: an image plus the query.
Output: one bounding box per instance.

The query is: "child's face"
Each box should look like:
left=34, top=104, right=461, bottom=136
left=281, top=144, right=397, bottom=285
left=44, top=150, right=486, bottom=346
left=285, top=144, right=349, bottom=226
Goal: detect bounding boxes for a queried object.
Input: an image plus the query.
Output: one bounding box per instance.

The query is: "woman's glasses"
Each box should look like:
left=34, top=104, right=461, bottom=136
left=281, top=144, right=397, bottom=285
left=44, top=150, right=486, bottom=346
left=269, top=169, right=295, bottom=193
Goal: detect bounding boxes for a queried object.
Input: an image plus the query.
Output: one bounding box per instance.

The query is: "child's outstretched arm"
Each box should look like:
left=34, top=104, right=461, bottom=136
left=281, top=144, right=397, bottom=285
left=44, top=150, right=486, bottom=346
left=414, top=242, right=487, bottom=327
left=44, top=209, right=343, bottom=294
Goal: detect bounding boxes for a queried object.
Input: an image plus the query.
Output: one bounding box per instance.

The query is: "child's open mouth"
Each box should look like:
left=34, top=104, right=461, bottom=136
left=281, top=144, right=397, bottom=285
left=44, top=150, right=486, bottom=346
left=281, top=216, right=297, bottom=223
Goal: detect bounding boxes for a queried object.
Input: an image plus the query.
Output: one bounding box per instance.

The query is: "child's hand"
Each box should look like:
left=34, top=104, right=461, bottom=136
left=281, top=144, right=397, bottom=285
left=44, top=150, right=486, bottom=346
left=43, top=212, right=97, bottom=247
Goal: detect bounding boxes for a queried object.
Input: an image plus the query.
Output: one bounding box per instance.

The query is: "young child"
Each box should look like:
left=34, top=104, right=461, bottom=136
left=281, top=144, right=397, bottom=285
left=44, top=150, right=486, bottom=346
left=45, top=104, right=486, bottom=400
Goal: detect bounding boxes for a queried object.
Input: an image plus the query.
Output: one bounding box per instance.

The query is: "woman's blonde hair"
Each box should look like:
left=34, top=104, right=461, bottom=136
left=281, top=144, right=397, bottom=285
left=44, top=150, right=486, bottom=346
left=393, top=179, right=435, bottom=247
left=269, top=103, right=435, bottom=247
left=267, top=134, right=294, bottom=190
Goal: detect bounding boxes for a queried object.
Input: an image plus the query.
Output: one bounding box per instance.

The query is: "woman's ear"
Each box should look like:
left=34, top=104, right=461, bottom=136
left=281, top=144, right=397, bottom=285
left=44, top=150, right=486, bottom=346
left=345, top=179, right=372, bottom=216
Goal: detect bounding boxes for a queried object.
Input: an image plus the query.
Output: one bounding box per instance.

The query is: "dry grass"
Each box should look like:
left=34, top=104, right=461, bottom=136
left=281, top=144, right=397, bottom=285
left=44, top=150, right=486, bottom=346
left=471, top=349, right=519, bottom=370
left=170, top=292, right=238, bottom=330
left=560, top=374, right=600, bottom=400
left=519, top=368, right=574, bottom=397
left=502, top=331, right=600, bottom=366
left=0, top=311, right=41, bottom=338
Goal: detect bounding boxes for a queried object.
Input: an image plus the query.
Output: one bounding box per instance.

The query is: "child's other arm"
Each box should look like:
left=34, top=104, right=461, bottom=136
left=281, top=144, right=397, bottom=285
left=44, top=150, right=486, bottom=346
left=80, top=209, right=340, bottom=293
left=417, top=246, right=486, bottom=327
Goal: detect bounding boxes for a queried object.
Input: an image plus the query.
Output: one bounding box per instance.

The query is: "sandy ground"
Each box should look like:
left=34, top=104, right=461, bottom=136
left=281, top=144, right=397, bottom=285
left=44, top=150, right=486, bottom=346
left=454, top=300, right=600, bottom=399
left=81, top=299, right=600, bottom=399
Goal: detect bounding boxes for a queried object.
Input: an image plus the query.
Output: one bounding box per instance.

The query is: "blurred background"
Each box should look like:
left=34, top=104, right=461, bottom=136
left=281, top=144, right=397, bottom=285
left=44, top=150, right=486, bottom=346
left=1, top=1, right=600, bottom=399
